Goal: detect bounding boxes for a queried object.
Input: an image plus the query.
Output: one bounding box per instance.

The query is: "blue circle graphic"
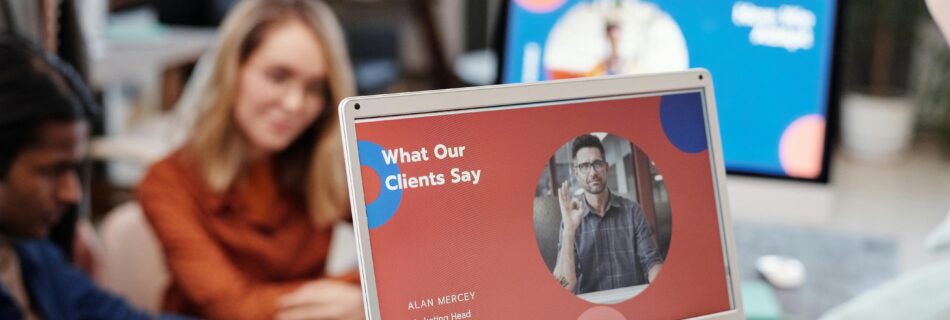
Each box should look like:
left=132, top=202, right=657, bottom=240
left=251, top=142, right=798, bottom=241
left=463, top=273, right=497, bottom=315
left=660, top=92, right=708, bottom=153
left=358, top=140, right=402, bottom=229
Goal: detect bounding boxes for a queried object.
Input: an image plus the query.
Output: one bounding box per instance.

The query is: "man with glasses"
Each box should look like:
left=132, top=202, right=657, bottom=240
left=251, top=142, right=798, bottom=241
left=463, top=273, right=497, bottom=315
left=552, top=134, right=664, bottom=294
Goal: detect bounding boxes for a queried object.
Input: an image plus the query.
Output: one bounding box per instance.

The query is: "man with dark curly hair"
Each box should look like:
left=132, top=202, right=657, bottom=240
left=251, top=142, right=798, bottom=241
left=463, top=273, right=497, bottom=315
left=0, top=36, right=187, bottom=320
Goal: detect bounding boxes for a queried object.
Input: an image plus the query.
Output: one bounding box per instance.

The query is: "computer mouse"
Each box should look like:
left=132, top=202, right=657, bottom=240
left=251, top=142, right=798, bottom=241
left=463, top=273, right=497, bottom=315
left=756, top=254, right=806, bottom=289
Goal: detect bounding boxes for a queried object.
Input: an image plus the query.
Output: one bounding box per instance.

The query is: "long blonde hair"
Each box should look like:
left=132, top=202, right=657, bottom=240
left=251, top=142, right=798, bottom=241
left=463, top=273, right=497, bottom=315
left=186, top=0, right=355, bottom=227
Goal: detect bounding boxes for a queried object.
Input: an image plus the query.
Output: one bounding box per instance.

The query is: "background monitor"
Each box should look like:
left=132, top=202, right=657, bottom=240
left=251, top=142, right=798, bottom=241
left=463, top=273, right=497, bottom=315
left=498, top=0, right=841, bottom=182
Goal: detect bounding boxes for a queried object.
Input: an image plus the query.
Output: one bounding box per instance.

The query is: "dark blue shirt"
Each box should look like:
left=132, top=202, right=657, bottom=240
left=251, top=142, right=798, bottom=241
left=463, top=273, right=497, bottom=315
left=0, top=240, right=187, bottom=320
left=560, top=192, right=664, bottom=294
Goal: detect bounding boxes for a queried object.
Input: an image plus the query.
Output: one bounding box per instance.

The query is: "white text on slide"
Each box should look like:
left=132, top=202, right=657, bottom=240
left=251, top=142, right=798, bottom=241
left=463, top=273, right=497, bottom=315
left=732, top=2, right=816, bottom=52
left=408, top=291, right=477, bottom=311
left=379, top=145, right=483, bottom=191
left=382, top=145, right=466, bottom=164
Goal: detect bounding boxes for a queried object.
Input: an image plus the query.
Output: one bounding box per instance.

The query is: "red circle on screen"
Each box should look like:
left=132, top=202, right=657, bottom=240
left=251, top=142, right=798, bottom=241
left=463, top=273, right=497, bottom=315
left=515, top=0, right=567, bottom=13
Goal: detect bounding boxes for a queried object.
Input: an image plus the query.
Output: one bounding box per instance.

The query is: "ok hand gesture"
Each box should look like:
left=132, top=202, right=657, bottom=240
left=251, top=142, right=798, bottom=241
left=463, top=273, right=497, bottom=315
left=558, top=181, right=584, bottom=233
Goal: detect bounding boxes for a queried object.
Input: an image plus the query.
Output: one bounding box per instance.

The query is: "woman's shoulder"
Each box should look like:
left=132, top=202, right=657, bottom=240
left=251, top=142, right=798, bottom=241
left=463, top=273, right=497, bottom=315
left=139, top=148, right=205, bottom=194
left=137, top=148, right=226, bottom=221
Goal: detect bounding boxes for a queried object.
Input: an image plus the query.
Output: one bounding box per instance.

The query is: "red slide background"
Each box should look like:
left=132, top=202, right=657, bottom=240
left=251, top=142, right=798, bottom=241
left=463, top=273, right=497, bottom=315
left=355, top=95, right=732, bottom=319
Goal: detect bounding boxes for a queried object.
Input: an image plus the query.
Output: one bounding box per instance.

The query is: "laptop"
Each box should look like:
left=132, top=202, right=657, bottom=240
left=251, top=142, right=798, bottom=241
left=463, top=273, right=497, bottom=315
left=339, top=69, right=742, bottom=319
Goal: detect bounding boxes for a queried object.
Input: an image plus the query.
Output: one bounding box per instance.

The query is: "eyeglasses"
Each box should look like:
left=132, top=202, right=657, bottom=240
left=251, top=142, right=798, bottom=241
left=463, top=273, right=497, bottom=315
left=574, top=160, right=608, bottom=174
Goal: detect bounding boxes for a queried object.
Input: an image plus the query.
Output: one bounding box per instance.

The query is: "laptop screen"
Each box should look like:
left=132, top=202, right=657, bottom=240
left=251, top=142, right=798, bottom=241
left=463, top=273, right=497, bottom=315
left=499, top=0, right=839, bottom=182
left=351, top=89, right=735, bottom=318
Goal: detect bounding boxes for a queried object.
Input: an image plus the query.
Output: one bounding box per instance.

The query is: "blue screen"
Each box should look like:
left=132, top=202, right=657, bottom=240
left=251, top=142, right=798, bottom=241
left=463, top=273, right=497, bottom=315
left=503, top=0, right=837, bottom=179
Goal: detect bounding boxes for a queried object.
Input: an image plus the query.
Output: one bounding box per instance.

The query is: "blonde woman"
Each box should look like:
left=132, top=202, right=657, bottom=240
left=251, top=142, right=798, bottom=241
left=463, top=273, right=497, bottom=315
left=137, top=1, right=362, bottom=319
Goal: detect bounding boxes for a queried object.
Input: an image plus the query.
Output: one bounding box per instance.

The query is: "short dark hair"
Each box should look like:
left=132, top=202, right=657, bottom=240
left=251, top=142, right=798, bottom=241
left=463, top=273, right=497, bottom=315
left=571, top=134, right=605, bottom=160
left=0, top=35, right=97, bottom=180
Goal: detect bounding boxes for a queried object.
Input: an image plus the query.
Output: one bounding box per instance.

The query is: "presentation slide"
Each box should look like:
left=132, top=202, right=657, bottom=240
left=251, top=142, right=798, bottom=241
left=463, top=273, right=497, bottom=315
left=354, top=91, right=733, bottom=319
left=503, top=0, right=837, bottom=179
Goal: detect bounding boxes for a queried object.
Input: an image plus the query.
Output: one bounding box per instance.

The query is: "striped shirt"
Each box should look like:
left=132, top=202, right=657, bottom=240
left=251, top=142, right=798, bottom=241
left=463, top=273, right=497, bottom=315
left=561, top=192, right=664, bottom=294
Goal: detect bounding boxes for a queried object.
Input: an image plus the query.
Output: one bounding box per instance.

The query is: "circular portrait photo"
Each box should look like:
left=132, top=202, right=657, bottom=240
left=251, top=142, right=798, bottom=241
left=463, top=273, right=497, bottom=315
left=533, top=133, right=672, bottom=304
left=543, top=0, right=688, bottom=79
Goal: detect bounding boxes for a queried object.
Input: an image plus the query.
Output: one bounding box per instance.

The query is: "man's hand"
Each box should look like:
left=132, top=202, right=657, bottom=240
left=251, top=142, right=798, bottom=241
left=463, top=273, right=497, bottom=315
left=553, top=182, right=583, bottom=291
left=558, top=181, right=584, bottom=233
left=277, top=280, right=364, bottom=320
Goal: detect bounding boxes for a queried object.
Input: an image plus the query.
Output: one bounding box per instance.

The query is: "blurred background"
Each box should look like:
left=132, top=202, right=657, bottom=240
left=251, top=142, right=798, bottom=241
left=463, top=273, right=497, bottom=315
left=2, top=0, right=950, bottom=319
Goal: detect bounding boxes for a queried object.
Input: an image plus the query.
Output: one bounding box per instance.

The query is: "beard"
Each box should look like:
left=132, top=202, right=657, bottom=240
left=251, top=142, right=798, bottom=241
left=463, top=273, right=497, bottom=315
left=583, top=177, right=606, bottom=195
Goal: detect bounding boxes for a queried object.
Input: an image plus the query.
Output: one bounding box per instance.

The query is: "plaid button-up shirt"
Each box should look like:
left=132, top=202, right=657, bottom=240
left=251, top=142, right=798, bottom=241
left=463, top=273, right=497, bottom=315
left=561, top=191, right=664, bottom=294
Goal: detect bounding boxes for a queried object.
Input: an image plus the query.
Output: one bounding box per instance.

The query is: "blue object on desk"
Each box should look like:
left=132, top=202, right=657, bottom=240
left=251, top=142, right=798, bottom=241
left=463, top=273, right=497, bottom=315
left=743, top=280, right=784, bottom=320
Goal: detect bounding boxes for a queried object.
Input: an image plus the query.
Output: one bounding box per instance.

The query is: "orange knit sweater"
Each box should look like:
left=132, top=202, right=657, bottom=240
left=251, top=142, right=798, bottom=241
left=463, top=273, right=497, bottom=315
left=137, top=150, right=359, bottom=319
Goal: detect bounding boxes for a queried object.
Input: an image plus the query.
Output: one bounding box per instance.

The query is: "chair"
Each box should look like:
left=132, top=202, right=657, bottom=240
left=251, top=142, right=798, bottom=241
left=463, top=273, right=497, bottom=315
left=98, top=202, right=168, bottom=313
